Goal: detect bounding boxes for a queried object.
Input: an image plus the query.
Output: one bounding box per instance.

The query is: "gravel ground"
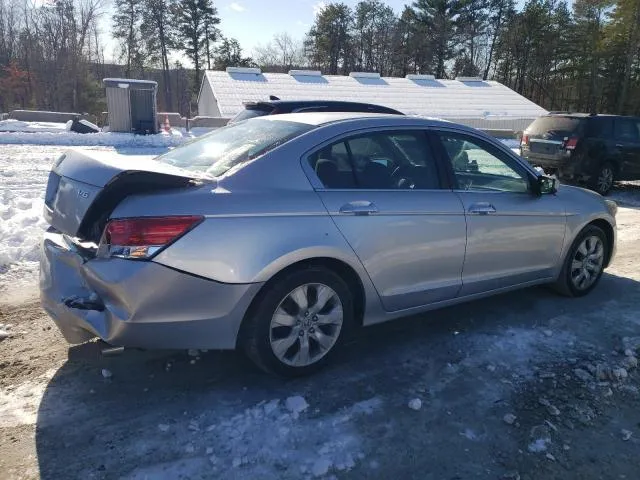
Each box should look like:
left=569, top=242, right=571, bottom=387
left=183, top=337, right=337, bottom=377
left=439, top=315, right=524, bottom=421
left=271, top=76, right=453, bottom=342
left=1, top=145, right=640, bottom=480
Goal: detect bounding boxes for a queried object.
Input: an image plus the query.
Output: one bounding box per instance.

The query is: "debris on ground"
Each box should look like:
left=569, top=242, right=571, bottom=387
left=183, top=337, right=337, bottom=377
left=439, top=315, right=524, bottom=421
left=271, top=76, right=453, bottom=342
left=503, top=413, right=517, bottom=425
left=408, top=398, right=422, bottom=411
left=101, top=368, right=113, bottom=379
left=621, top=429, right=633, bottom=441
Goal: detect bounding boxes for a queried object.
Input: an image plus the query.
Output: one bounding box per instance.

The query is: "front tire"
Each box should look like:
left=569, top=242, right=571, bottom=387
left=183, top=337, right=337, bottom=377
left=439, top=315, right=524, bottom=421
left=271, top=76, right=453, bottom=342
left=241, top=266, right=354, bottom=377
left=553, top=225, right=608, bottom=297
left=590, top=163, right=615, bottom=195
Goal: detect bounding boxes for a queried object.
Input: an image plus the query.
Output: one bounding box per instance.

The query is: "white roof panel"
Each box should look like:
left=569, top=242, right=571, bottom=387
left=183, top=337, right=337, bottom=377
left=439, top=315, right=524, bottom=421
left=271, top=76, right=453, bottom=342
left=203, top=70, right=547, bottom=120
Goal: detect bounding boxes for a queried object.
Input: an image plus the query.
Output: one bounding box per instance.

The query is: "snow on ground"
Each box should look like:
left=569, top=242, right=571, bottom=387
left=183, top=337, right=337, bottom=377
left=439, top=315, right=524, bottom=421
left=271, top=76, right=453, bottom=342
left=0, top=144, right=169, bottom=301
left=0, top=128, right=189, bottom=148
left=0, top=119, right=68, bottom=134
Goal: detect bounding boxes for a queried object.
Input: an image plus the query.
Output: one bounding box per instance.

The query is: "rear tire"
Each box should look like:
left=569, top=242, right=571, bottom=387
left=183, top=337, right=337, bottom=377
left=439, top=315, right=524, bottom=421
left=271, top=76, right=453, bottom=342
left=241, top=266, right=354, bottom=377
left=553, top=225, right=608, bottom=297
left=590, top=162, right=615, bottom=196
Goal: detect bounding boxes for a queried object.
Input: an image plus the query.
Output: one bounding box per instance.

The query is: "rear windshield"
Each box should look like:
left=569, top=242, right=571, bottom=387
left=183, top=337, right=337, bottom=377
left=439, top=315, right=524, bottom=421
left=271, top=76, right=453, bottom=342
left=156, top=119, right=313, bottom=176
left=525, top=116, right=584, bottom=139
left=230, top=105, right=273, bottom=123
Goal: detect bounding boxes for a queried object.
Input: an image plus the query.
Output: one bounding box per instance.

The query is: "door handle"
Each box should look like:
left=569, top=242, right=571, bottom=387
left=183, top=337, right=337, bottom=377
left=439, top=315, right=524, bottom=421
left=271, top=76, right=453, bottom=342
left=468, top=202, right=496, bottom=214
left=339, top=201, right=379, bottom=215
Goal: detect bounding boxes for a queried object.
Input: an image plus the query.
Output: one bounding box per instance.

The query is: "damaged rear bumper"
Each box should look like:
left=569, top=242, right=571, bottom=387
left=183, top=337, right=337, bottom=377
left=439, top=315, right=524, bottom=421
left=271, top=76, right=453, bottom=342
left=40, top=230, right=262, bottom=350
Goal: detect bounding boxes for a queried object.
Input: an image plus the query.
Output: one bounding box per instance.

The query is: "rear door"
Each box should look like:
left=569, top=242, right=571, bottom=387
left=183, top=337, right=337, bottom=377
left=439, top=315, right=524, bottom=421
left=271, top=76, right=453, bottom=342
left=306, top=128, right=467, bottom=312
left=614, top=118, right=640, bottom=179
left=433, top=130, right=567, bottom=296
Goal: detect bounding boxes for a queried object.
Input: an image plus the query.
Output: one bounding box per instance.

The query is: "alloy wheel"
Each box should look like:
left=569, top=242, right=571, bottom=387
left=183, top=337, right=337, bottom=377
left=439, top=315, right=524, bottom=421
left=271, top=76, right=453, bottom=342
left=269, top=283, right=343, bottom=367
left=570, top=235, right=604, bottom=290
left=597, top=166, right=613, bottom=194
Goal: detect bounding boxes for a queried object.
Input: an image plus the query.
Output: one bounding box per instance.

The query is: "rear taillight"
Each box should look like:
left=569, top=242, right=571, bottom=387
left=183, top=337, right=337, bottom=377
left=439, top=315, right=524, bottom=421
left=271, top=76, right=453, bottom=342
left=521, top=134, right=529, bottom=146
left=99, top=216, right=203, bottom=259
left=563, top=137, right=579, bottom=150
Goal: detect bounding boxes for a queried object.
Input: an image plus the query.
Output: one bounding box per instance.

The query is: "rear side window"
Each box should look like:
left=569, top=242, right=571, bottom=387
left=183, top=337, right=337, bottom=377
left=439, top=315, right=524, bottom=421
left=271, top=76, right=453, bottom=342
left=585, top=117, right=614, bottom=138
left=525, top=116, right=584, bottom=140
left=615, top=118, right=640, bottom=142
left=308, top=130, right=440, bottom=189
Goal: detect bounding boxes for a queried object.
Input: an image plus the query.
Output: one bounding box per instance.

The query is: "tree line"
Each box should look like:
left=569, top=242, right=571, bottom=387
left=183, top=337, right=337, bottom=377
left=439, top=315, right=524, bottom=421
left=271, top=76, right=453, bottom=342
left=299, top=0, right=639, bottom=115
left=0, top=0, right=251, bottom=115
left=1, top=0, right=638, bottom=117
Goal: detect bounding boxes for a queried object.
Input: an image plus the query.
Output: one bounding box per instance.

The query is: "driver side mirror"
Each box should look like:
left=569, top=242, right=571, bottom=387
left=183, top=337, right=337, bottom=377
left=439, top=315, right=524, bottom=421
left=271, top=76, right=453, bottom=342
left=536, top=175, right=559, bottom=195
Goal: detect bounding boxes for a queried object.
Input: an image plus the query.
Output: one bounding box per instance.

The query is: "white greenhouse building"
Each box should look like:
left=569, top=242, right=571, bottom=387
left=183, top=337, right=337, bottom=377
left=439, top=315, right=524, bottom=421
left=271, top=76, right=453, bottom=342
left=198, top=67, right=547, bottom=131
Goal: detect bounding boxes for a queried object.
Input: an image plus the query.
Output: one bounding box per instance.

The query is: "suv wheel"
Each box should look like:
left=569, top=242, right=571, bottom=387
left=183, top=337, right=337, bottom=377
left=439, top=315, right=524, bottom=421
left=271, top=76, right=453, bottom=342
left=591, top=163, right=615, bottom=195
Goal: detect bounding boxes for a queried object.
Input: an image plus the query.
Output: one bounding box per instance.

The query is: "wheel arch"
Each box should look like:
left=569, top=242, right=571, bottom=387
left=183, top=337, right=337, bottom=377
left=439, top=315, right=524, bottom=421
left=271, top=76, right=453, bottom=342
left=237, top=256, right=368, bottom=348
left=588, top=218, right=615, bottom=267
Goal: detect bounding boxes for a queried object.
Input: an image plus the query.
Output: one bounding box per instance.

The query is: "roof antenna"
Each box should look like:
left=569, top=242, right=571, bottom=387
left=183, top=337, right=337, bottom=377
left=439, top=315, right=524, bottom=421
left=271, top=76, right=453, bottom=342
left=269, top=95, right=280, bottom=101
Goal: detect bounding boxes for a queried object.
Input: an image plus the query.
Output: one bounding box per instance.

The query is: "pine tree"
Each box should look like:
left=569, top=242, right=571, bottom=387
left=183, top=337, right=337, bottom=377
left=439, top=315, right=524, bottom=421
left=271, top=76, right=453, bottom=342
left=112, top=0, right=145, bottom=77
left=214, top=36, right=253, bottom=69
left=141, top=0, right=175, bottom=110
left=412, top=0, right=460, bottom=78
left=304, top=3, right=354, bottom=75
left=172, top=0, right=220, bottom=93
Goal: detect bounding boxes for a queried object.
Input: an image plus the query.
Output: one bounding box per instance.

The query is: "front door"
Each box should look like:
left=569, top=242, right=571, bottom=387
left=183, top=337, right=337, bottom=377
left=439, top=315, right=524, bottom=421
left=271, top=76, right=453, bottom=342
left=433, top=130, right=567, bottom=296
left=307, top=129, right=467, bottom=312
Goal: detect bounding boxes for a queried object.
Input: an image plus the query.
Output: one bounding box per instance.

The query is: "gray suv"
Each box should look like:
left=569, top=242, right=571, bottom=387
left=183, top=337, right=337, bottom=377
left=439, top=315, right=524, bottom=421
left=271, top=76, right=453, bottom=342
left=520, top=113, right=640, bottom=195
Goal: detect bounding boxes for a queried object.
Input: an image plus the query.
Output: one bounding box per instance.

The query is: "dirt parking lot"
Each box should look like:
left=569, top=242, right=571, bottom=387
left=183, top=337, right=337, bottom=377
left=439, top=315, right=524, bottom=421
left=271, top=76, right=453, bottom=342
left=1, top=142, right=640, bottom=479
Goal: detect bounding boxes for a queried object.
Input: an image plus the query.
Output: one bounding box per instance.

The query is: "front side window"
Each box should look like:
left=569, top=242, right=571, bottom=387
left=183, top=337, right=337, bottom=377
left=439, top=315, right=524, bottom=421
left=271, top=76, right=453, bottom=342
left=308, top=130, right=440, bottom=190
left=157, top=119, right=312, bottom=176
left=437, top=132, right=530, bottom=193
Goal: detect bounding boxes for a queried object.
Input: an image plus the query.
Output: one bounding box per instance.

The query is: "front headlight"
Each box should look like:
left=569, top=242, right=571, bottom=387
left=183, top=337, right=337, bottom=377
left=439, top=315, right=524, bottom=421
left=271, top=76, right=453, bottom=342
left=605, top=199, right=618, bottom=217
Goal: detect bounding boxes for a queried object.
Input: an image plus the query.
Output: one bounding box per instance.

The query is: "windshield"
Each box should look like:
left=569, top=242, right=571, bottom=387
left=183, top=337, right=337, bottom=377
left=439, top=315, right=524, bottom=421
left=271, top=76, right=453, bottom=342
left=156, top=119, right=313, bottom=176
left=525, top=116, right=584, bottom=139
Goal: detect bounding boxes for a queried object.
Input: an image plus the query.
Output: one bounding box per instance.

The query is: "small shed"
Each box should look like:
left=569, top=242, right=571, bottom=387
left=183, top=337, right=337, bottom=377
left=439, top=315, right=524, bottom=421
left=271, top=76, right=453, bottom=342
left=103, top=78, right=158, bottom=134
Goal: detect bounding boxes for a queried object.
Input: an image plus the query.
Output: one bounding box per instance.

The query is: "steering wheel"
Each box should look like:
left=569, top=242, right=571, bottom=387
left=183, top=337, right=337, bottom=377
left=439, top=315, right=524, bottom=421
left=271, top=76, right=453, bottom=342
left=391, top=165, right=416, bottom=189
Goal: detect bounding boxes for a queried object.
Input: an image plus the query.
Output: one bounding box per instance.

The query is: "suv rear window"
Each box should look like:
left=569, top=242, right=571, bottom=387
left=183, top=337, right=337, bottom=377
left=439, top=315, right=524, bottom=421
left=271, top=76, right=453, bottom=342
left=525, top=116, right=584, bottom=140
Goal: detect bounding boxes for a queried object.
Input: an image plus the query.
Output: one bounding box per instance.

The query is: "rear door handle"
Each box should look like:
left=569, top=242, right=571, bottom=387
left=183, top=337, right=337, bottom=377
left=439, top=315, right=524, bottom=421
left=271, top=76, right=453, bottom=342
left=339, top=201, right=379, bottom=215
left=468, top=202, right=496, bottom=215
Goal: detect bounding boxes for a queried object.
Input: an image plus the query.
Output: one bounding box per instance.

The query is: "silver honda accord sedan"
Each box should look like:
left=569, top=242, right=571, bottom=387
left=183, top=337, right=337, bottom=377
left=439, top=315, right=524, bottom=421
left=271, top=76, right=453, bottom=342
left=40, top=113, right=617, bottom=376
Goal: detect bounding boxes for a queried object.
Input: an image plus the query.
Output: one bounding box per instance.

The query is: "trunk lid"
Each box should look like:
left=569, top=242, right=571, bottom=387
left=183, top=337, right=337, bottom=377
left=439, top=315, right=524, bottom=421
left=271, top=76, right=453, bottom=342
left=44, top=149, right=212, bottom=241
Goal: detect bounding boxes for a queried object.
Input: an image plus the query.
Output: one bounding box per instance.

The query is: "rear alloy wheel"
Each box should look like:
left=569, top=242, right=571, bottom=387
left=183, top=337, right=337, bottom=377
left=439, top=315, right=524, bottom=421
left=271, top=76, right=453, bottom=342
left=242, top=267, right=354, bottom=376
left=270, top=283, right=344, bottom=368
left=592, top=163, right=614, bottom=195
left=553, top=225, right=608, bottom=297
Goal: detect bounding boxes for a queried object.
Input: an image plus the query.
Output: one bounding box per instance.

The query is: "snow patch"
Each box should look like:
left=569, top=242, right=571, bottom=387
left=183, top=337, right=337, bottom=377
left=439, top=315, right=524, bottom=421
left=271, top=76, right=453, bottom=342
left=528, top=437, right=550, bottom=453
left=0, top=130, right=187, bottom=147
left=285, top=395, right=309, bottom=416
left=0, top=119, right=68, bottom=133
left=0, top=368, right=60, bottom=427
left=122, top=396, right=381, bottom=479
